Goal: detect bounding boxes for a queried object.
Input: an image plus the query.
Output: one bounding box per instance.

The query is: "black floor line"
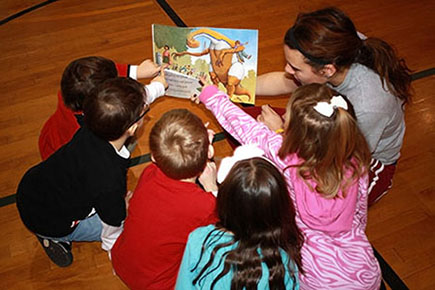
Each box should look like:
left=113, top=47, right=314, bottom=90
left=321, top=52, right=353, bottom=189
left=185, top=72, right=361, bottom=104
left=373, top=247, right=409, bottom=289
left=0, top=68, right=433, bottom=206
left=411, top=67, right=435, bottom=81
left=0, top=0, right=59, bottom=26
left=155, top=0, right=187, bottom=27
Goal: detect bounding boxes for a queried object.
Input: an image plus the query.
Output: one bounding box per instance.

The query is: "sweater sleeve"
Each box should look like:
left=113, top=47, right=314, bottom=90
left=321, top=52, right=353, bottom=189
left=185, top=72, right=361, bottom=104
left=101, top=220, right=123, bottom=251
left=145, top=82, right=166, bottom=104
left=198, top=85, right=285, bottom=166
left=115, top=63, right=129, bottom=77
left=355, top=110, right=387, bottom=153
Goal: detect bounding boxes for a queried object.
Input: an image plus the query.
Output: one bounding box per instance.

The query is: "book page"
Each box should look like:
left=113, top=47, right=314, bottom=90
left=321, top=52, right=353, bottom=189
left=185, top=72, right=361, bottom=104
left=163, top=69, right=201, bottom=99
left=152, top=24, right=258, bottom=104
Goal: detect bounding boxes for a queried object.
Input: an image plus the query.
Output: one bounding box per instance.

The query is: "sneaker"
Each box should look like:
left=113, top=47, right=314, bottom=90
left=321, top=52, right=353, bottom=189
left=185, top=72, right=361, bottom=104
left=37, top=236, right=73, bottom=267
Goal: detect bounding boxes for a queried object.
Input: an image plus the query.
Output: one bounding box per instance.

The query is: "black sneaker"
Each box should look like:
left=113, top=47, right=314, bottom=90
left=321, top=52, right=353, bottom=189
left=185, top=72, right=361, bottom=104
left=37, top=236, right=73, bottom=267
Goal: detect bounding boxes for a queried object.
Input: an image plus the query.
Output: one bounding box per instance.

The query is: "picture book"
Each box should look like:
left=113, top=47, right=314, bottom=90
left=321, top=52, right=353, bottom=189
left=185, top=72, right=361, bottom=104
left=152, top=24, right=258, bottom=104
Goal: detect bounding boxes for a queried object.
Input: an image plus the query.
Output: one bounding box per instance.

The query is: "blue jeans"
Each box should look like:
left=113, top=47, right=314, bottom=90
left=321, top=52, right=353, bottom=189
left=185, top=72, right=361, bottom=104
left=37, top=213, right=102, bottom=243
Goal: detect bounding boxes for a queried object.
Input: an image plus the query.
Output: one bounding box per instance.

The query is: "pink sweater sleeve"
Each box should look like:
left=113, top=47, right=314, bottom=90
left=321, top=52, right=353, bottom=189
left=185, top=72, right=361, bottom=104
left=199, top=86, right=285, bottom=165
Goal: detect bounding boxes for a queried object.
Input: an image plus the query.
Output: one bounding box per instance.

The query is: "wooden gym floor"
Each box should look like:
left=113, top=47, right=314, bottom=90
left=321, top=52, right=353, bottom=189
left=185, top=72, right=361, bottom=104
left=0, top=0, right=434, bottom=289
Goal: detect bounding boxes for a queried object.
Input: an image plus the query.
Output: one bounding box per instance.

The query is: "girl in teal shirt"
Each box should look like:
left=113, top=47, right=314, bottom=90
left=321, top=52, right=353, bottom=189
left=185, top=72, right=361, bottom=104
left=176, top=148, right=303, bottom=289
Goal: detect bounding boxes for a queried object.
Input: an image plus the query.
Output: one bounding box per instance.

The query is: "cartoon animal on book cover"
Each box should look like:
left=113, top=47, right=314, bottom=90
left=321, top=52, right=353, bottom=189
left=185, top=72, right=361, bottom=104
left=172, top=28, right=252, bottom=102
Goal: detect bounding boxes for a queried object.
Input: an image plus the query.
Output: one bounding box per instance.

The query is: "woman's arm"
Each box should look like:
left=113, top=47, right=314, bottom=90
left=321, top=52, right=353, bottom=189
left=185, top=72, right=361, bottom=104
left=256, top=71, right=299, bottom=96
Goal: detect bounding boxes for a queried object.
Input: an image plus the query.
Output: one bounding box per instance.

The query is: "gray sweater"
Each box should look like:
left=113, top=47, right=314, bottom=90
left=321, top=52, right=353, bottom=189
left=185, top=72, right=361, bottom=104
left=333, top=63, right=405, bottom=164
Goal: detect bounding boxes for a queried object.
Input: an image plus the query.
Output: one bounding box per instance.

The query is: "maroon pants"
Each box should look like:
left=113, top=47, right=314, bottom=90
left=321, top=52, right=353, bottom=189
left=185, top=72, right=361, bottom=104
left=367, top=159, right=397, bottom=206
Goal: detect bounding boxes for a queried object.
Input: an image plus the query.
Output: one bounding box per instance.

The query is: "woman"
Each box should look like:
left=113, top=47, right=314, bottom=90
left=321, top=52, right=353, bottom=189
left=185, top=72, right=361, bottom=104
left=255, top=7, right=412, bottom=206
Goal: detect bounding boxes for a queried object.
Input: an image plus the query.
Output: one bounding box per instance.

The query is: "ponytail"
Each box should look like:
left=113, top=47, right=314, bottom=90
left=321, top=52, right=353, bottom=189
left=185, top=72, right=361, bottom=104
left=288, top=7, right=412, bottom=105
left=357, top=38, right=412, bottom=104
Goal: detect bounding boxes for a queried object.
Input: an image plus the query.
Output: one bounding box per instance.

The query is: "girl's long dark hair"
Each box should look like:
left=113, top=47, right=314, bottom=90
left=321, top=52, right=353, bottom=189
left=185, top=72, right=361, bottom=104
left=193, top=158, right=303, bottom=290
left=284, top=7, right=412, bottom=104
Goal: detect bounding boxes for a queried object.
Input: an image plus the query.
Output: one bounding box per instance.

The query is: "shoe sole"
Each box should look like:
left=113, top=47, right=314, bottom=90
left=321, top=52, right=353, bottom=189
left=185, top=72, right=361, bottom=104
left=37, top=237, right=73, bottom=267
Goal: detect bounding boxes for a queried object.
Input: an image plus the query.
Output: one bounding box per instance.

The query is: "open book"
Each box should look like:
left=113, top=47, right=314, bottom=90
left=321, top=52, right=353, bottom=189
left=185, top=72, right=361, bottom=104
left=152, top=24, right=258, bottom=105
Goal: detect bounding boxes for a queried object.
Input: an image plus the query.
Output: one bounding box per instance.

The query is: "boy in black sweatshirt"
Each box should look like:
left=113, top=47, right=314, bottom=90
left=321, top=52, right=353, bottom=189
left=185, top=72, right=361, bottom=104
left=16, top=75, right=166, bottom=267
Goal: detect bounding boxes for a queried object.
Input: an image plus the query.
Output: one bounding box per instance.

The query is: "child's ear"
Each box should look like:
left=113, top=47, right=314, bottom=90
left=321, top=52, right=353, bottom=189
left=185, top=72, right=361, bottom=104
left=151, top=154, right=156, bottom=163
left=321, top=64, right=337, bottom=78
left=208, top=144, right=214, bottom=159
left=127, top=123, right=139, bottom=137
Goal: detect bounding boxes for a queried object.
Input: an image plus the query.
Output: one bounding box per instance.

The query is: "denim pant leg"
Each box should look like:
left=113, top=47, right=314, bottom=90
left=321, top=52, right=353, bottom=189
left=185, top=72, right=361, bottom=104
left=39, top=213, right=103, bottom=243
left=67, top=213, right=103, bottom=242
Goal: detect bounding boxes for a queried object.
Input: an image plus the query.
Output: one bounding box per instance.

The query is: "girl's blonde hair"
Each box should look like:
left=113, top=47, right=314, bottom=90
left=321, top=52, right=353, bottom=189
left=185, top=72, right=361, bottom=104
left=278, top=83, right=371, bottom=198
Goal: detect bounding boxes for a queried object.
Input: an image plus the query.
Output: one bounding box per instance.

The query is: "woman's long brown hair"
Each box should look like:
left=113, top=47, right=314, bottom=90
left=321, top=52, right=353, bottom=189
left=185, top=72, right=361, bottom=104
left=284, top=7, right=412, bottom=104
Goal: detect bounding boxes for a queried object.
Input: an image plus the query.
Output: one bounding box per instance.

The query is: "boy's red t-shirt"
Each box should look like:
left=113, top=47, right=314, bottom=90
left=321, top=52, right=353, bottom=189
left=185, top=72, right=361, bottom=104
left=38, top=63, right=129, bottom=160
left=111, top=163, right=217, bottom=290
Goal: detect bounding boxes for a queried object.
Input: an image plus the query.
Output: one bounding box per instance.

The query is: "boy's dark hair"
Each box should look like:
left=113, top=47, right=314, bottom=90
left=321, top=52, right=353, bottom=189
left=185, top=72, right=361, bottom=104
left=83, top=77, right=145, bottom=141
left=61, top=56, right=118, bottom=112
left=150, top=109, right=209, bottom=180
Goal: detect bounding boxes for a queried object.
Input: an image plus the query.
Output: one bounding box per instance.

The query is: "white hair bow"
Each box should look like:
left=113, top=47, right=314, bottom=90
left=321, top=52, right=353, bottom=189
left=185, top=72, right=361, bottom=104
left=217, top=144, right=267, bottom=184
left=313, top=95, right=348, bottom=117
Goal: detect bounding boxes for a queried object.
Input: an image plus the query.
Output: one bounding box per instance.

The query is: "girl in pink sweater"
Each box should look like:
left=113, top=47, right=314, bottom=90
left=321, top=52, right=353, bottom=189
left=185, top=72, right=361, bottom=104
left=196, top=83, right=381, bottom=289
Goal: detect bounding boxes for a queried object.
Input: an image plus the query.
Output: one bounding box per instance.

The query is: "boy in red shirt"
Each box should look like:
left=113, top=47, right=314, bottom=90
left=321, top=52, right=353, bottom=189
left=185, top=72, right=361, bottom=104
left=111, top=109, right=218, bottom=290
left=39, top=56, right=163, bottom=160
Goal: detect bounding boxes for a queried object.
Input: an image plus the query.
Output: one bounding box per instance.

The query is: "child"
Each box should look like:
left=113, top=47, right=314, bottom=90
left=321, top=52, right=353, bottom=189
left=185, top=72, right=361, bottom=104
left=111, top=109, right=218, bottom=290
left=39, top=56, right=164, bottom=160
left=195, top=82, right=382, bottom=289
left=176, top=146, right=303, bottom=289
left=255, top=7, right=412, bottom=206
left=16, top=76, right=161, bottom=267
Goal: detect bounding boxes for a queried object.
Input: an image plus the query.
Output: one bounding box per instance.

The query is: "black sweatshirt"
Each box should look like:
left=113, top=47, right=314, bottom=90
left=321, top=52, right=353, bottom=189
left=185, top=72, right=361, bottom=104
left=16, top=127, right=128, bottom=238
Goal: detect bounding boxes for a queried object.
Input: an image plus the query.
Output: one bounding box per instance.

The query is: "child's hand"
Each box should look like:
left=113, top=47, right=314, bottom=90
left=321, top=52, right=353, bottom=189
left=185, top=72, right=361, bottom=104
left=198, top=161, right=218, bottom=192
left=204, top=122, right=215, bottom=144
left=191, top=75, right=213, bottom=104
left=137, top=59, right=160, bottom=79
left=199, top=75, right=212, bottom=87
left=257, top=105, right=284, bottom=132
left=151, top=65, right=169, bottom=89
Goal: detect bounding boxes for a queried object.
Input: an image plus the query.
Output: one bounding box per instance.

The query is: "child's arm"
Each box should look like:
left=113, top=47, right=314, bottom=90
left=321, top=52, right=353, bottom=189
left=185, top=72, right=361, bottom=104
left=137, top=59, right=161, bottom=79
left=95, top=189, right=127, bottom=251
left=198, top=161, right=218, bottom=196
left=127, top=59, right=161, bottom=80
left=144, top=66, right=168, bottom=104
left=198, top=85, right=283, bottom=159
left=101, top=221, right=123, bottom=251
left=257, top=104, right=284, bottom=132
